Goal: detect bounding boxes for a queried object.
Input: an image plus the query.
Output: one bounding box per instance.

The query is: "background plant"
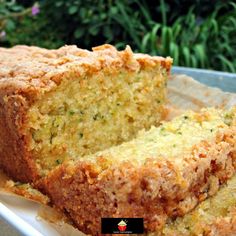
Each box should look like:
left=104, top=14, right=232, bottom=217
left=0, top=0, right=235, bottom=72
left=141, top=1, right=236, bottom=72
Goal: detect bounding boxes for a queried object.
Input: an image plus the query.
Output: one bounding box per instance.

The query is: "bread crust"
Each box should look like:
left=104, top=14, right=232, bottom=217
left=0, top=92, right=38, bottom=182
left=0, top=44, right=172, bottom=104
left=0, top=44, right=172, bottom=183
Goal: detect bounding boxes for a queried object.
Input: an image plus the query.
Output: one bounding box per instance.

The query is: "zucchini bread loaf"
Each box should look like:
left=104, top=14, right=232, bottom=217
left=0, top=44, right=172, bottom=182
left=40, top=107, right=236, bottom=234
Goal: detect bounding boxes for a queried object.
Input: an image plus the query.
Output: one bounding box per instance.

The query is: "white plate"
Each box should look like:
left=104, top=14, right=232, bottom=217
left=0, top=193, right=60, bottom=236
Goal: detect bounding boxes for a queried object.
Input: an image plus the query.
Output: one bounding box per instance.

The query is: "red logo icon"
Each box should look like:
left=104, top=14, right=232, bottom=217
left=118, top=220, right=127, bottom=231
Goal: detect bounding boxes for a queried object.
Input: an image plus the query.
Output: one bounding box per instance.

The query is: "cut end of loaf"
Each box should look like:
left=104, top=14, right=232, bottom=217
left=25, top=50, right=171, bottom=176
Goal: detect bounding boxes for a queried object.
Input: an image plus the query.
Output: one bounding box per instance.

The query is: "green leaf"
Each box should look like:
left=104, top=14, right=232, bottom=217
left=170, top=42, right=179, bottom=65
left=133, top=0, right=152, bottom=23
left=68, top=5, right=78, bottom=15
left=183, top=47, right=190, bottom=67
left=55, top=2, right=64, bottom=7
left=194, top=44, right=206, bottom=68
left=115, top=1, right=141, bottom=48
left=79, top=7, right=87, bottom=18
left=210, top=18, right=219, bottom=35
left=100, top=13, right=106, bottom=20
left=217, top=55, right=235, bottom=73
left=227, top=16, right=236, bottom=28
left=161, top=26, right=172, bottom=55
left=110, top=6, right=118, bottom=15
left=11, top=5, right=23, bottom=12
left=229, top=2, right=236, bottom=9
left=141, top=32, right=151, bottom=53
left=89, top=25, right=99, bottom=36
left=160, top=0, right=167, bottom=25
left=191, top=55, right=198, bottom=68
left=150, top=24, right=160, bottom=53
left=74, top=28, right=84, bottom=39
left=6, top=19, right=15, bottom=31
left=115, top=42, right=126, bottom=50
left=103, top=26, right=113, bottom=40
left=172, top=23, right=181, bottom=39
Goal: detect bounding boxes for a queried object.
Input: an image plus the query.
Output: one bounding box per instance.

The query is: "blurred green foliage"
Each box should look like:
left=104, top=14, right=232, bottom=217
left=0, top=0, right=235, bottom=72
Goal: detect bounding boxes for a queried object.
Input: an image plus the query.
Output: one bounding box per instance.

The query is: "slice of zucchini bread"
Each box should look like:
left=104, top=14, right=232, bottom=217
left=157, top=173, right=236, bottom=236
left=40, top=107, right=236, bottom=234
left=0, top=44, right=172, bottom=182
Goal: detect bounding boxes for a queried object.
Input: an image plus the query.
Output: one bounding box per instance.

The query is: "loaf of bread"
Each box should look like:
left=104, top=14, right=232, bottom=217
left=0, top=44, right=172, bottom=182
left=40, top=107, right=236, bottom=234
left=2, top=44, right=235, bottom=236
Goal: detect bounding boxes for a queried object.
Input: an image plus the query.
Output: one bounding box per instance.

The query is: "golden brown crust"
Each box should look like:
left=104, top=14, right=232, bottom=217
left=0, top=44, right=172, bottom=104
left=39, top=127, right=236, bottom=235
left=0, top=44, right=172, bottom=183
left=0, top=93, right=38, bottom=182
